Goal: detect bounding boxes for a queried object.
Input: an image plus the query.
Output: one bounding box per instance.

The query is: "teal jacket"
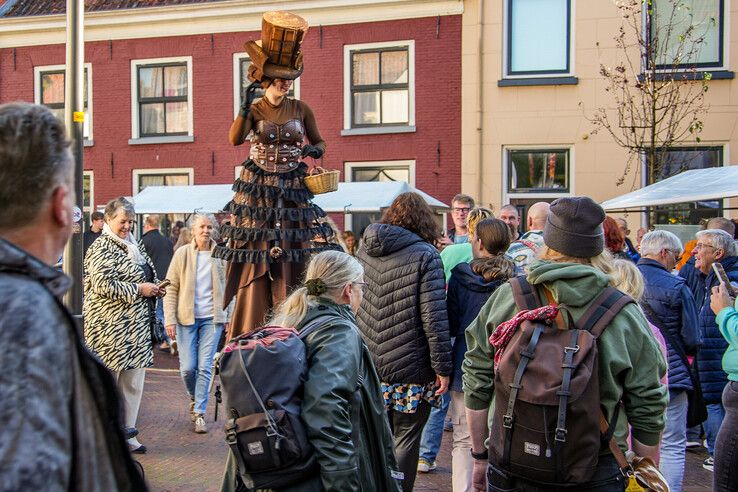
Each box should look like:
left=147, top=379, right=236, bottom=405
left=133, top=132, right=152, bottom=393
left=715, top=297, right=738, bottom=381
left=462, top=261, right=668, bottom=451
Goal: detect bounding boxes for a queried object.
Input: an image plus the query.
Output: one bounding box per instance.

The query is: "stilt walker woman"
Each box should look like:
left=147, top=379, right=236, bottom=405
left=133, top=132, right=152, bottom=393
left=213, top=11, right=339, bottom=340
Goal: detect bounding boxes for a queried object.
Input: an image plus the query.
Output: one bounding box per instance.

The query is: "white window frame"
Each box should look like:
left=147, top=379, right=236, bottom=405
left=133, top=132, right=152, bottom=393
left=344, top=160, right=416, bottom=231
left=232, top=52, right=301, bottom=118
left=501, top=0, right=576, bottom=79
left=502, top=146, right=575, bottom=205
left=34, top=63, right=94, bottom=142
left=130, top=56, right=194, bottom=144
left=342, top=40, right=416, bottom=135
left=132, top=167, right=194, bottom=195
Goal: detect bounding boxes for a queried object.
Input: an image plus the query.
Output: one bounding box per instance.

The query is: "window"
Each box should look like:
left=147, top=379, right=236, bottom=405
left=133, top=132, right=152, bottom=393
left=343, top=41, right=415, bottom=133
left=651, top=0, right=723, bottom=68
left=34, top=64, right=92, bottom=140
left=650, top=147, right=722, bottom=225
left=344, top=160, right=415, bottom=233
left=505, top=0, right=571, bottom=76
left=507, top=149, right=570, bottom=193
left=130, top=57, right=193, bottom=142
left=83, top=171, right=93, bottom=228
left=134, top=170, right=192, bottom=193
left=232, top=54, right=299, bottom=117
left=132, top=168, right=194, bottom=239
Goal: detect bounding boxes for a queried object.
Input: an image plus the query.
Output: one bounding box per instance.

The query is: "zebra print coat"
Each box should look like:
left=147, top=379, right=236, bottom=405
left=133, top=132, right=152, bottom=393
left=83, top=233, right=157, bottom=372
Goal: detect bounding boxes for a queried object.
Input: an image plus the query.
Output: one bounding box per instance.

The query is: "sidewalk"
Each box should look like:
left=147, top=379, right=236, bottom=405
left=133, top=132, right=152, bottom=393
left=136, top=352, right=713, bottom=491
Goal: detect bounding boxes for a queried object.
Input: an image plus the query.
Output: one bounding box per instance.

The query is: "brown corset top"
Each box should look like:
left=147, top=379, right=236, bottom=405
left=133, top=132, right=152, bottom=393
left=249, top=119, right=305, bottom=173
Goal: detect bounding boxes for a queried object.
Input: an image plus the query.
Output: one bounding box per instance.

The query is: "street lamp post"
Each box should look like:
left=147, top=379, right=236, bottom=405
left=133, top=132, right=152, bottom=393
left=62, top=0, right=85, bottom=314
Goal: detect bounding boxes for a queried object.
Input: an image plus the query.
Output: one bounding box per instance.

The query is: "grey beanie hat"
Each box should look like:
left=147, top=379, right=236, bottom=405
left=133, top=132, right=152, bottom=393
left=543, top=197, right=605, bottom=258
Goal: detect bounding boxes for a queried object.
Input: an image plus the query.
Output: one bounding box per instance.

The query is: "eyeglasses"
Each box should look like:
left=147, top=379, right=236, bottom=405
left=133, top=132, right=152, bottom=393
left=452, top=207, right=471, bottom=214
left=352, top=281, right=367, bottom=292
left=694, top=243, right=716, bottom=251
left=672, top=250, right=683, bottom=263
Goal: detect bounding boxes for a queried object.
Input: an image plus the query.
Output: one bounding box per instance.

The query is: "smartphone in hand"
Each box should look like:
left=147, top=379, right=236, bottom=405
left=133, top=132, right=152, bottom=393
left=157, top=279, right=171, bottom=289
left=712, top=263, right=737, bottom=297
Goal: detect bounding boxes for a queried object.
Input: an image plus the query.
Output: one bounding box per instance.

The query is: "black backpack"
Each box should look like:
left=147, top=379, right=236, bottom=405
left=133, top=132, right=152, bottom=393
left=489, top=276, right=633, bottom=486
left=218, top=317, right=327, bottom=490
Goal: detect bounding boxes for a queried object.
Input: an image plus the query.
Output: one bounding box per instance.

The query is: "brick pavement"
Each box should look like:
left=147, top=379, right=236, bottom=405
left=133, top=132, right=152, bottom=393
left=136, top=352, right=713, bottom=491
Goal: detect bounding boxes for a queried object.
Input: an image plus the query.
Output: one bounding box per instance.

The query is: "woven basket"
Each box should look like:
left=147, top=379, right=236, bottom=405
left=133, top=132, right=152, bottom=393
left=304, top=166, right=339, bottom=195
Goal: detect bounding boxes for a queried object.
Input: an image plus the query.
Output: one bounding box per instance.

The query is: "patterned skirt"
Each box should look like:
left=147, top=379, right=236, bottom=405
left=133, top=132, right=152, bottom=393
left=213, top=158, right=340, bottom=338
left=212, top=159, right=338, bottom=264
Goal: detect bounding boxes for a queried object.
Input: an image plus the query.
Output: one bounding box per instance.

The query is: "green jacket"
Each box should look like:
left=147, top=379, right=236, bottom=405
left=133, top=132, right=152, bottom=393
left=221, top=298, right=402, bottom=492
left=462, top=261, right=668, bottom=451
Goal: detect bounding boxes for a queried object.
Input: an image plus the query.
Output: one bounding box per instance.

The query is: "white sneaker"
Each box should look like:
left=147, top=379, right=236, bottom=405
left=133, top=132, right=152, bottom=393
left=686, top=440, right=702, bottom=449
left=194, top=414, right=207, bottom=434
left=703, top=456, right=714, bottom=472
left=417, top=459, right=437, bottom=473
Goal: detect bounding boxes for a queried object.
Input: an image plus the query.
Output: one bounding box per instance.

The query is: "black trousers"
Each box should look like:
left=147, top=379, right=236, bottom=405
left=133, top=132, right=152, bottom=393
left=388, top=400, right=432, bottom=492
left=715, top=381, right=738, bottom=492
left=487, top=455, right=626, bottom=492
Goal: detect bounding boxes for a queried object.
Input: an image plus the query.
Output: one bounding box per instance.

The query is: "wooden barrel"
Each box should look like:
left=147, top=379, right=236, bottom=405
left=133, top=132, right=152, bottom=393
left=261, top=11, right=309, bottom=70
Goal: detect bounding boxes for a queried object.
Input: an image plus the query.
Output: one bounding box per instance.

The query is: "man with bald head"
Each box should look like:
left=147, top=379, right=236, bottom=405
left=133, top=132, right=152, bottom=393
left=506, top=201, right=550, bottom=274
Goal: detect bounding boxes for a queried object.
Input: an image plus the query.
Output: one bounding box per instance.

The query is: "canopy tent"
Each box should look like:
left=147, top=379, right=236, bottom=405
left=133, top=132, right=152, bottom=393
left=601, top=166, right=738, bottom=211
left=130, top=181, right=449, bottom=215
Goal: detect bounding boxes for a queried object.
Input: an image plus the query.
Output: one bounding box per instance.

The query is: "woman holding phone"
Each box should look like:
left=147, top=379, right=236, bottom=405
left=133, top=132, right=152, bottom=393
left=83, top=197, right=164, bottom=454
left=164, top=214, right=232, bottom=434
left=710, top=280, right=738, bottom=490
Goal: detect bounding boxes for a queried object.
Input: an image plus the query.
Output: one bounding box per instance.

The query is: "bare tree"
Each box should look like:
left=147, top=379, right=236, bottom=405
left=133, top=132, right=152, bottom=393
left=589, top=0, right=713, bottom=187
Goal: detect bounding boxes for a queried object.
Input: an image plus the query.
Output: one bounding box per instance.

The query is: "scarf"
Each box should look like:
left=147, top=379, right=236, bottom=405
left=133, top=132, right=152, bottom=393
left=102, top=223, right=146, bottom=265
left=489, top=304, right=559, bottom=370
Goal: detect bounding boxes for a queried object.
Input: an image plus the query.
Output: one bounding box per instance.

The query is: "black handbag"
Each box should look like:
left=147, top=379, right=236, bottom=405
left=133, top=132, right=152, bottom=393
left=641, top=302, right=708, bottom=427
left=148, top=298, right=166, bottom=346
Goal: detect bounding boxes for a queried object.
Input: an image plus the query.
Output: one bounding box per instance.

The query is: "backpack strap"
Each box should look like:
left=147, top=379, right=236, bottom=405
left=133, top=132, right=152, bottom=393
left=298, top=315, right=333, bottom=340
left=575, top=287, right=635, bottom=337
left=509, top=276, right=542, bottom=311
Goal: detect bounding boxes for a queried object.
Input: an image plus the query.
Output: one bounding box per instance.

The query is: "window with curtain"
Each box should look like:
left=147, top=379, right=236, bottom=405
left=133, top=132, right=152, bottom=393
left=137, top=173, right=190, bottom=192
left=508, top=149, right=569, bottom=193
left=651, top=0, right=723, bottom=68
left=137, top=63, right=188, bottom=137
left=651, top=147, right=722, bottom=225
left=349, top=165, right=410, bottom=233
left=39, top=68, right=90, bottom=138
left=507, top=0, right=571, bottom=75
left=350, top=47, right=409, bottom=127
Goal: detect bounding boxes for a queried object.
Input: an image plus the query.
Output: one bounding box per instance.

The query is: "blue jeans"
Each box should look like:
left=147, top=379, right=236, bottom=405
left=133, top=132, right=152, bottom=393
left=660, top=390, right=688, bottom=492
left=155, top=300, right=172, bottom=344
left=705, top=402, right=726, bottom=456
left=176, top=318, right=223, bottom=415
left=419, top=391, right=450, bottom=462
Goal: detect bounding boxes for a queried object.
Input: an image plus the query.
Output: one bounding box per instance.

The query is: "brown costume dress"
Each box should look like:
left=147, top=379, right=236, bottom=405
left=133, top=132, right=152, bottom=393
left=213, top=96, right=339, bottom=339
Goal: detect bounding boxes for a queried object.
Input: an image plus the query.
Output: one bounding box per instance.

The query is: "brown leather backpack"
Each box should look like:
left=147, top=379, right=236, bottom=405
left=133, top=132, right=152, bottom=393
left=489, top=276, right=634, bottom=486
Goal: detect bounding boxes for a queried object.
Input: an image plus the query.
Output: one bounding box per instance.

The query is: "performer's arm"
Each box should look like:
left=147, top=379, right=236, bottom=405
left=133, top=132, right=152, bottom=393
left=228, top=113, right=253, bottom=146
left=229, top=82, right=260, bottom=146
left=301, top=101, right=326, bottom=153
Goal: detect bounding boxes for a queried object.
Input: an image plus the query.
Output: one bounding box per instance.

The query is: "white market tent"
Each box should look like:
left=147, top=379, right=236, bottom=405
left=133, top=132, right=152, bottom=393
left=601, top=166, right=738, bottom=211
left=131, top=181, right=449, bottom=214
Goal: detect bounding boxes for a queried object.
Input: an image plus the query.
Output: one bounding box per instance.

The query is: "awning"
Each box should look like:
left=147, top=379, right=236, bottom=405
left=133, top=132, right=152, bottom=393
left=601, top=166, right=738, bottom=211
left=130, top=181, right=449, bottom=214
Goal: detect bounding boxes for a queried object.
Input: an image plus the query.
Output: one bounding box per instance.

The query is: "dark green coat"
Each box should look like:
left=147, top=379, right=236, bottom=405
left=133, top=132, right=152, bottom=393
left=221, top=298, right=402, bottom=492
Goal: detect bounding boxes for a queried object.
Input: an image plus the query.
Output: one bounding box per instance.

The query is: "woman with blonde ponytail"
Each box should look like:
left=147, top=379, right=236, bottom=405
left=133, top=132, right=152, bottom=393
left=265, top=250, right=401, bottom=491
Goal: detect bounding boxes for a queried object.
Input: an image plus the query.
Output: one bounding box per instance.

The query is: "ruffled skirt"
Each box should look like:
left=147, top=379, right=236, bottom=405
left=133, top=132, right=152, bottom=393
left=214, top=159, right=340, bottom=337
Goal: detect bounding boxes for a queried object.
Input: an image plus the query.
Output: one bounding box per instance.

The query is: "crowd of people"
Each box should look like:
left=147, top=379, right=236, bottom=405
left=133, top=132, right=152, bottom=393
left=5, top=100, right=738, bottom=492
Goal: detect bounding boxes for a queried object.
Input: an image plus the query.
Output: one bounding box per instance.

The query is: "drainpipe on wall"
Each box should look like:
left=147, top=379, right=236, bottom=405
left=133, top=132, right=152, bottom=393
left=477, top=0, right=485, bottom=205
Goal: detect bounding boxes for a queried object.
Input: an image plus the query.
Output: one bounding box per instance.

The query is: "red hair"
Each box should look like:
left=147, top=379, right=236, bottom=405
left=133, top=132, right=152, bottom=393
left=603, top=216, right=625, bottom=253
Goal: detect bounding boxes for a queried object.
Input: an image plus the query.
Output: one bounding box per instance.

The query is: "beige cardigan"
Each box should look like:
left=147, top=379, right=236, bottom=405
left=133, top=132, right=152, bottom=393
left=164, top=239, right=232, bottom=326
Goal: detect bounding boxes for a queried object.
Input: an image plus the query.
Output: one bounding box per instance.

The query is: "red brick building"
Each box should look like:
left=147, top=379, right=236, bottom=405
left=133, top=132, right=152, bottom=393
left=0, top=0, right=462, bottom=232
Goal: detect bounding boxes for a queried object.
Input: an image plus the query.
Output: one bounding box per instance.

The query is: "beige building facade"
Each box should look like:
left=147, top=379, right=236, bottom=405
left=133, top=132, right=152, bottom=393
left=461, top=0, right=737, bottom=230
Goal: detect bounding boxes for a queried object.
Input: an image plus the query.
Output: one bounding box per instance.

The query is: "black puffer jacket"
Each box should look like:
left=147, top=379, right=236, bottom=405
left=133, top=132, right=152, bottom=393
left=356, top=223, right=452, bottom=384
